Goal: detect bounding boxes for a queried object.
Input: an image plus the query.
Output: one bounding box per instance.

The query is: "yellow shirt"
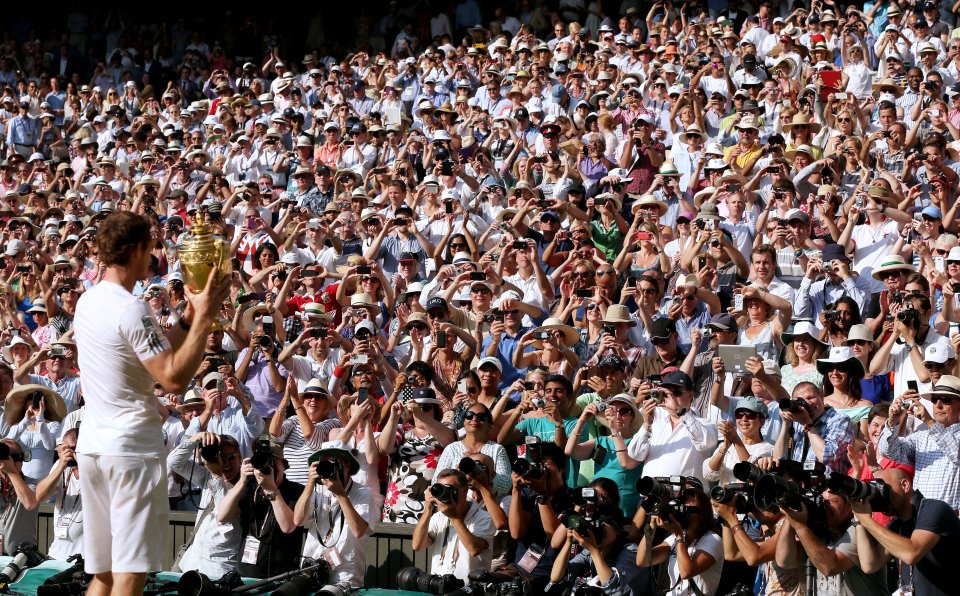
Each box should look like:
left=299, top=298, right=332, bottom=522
left=723, top=142, right=764, bottom=172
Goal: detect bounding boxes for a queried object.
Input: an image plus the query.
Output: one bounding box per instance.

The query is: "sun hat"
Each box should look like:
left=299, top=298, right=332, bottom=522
left=871, top=255, right=918, bottom=280
left=816, top=346, right=865, bottom=375
left=780, top=321, right=828, bottom=348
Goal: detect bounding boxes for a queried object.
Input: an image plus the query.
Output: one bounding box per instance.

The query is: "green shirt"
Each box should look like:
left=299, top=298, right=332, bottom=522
left=590, top=219, right=623, bottom=261
left=516, top=415, right=589, bottom=488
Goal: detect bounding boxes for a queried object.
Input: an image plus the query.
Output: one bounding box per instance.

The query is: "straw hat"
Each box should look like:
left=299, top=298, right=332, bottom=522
left=602, top=304, right=637, bottom=327
left=782, top=113, right=821, bottom=134
left=5, top=384, right=67, bottom=426
left=871, top=255, right=917, bottom=280
left=844, top=324, right=878, bottom=349
left=920, top=375, right=960, bottom=401
left=240, top=303, right=283, bottom=331
left=532, top=317, right=580, bottom=347
left=175, top=389, right=206, bottom=413
left=595, top=394, right=643, bottom=434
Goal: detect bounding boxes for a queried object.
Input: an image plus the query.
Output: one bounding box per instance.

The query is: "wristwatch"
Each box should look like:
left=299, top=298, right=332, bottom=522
left=263, top=490, right=279, bottom=502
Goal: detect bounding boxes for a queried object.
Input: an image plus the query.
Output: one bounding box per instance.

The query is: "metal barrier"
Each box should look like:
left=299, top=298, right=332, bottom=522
left=36, top=506, right=425, bottom=589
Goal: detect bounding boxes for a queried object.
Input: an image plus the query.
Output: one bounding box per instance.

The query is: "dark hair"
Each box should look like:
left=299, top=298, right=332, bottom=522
left=868, top=401, right=891, bottom=422
left=406, top=360, right=435, bottom=383
left=253, top=242, right=280, bottom=271
left=545, top=374, right=573, bottom=395
left=97, top=212, right=152, bottom=267
left=589, top=477, right=621, bottom=510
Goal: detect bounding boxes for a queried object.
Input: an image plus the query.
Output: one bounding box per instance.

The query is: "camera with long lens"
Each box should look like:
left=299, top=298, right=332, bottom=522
left=710, top=482, right=755, bottom=514
left=0, top=442, right=31, bottom=463
left=732, top=461, right=765, bottom=483
left=249, top=436, right=274, bottom=475
left=314, top=459, right=343, bottom=480
left=637, top=475, right=699, bottom=527
left=778, top=398, right=811, bottom=414
left=826, top=472, right=893, bottom=513
left=397, top=566, right=464, bottom=595
left=512, top=436, right=545, bottom=480
left=455, top=571, right=531, bottom=596
left=458, top=457, right=487, bottom=478
left=256, top=334, right=274, bottom=349
left=897, top=305, right=920, bottom=328
left=430, top=482, right=459, bottom=504
left=37, top=554, right=89, bottom=596
left=752, top=460, right=828, bottom=532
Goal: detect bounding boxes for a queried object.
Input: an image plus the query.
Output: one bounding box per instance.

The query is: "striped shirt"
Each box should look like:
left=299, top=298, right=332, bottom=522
left=879, top=422, right=960, bottom=509
left=275, top=416, right=342, bottom=485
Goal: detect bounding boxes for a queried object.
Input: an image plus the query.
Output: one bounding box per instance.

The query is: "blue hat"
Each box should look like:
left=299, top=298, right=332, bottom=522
left=821, top=243, right=850, bottom=263
left=707, top=313, right=737, bottom=331
left=541, top=210, right=560, bottom=221
left=922, top=205, right=943, bottom=220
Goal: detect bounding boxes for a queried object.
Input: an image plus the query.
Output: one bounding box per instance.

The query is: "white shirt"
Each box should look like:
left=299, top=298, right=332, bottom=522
left=850, top=219, right=901, bottom=294
left=74, top=281, right=169, bottom=457
left=177, top=474, right=241, bottom=578
left=428, top=501, right=495, bottom=581
left=663, top=532, right=724, bottom=596
left=47, top=471, right=83, bottom=560
left=302, top=481, right=374, bottom=588
left=627, top=407, right=718, bottom=482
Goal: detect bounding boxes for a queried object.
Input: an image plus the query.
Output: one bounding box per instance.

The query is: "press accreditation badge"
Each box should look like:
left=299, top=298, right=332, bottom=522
left=54, top=515, right=71, bottom=540
left=321, top=547, right=342, bottom=569
left=241, top=536, right=260, bottom=564
left=517, top=544, right=543, bottom=573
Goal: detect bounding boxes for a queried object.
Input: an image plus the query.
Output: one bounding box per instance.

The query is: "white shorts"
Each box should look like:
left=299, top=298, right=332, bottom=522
left=78, top=454, right=168, bottom=574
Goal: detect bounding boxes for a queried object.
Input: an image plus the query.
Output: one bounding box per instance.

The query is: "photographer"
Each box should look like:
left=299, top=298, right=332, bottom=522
left=508, top=440, right=573, bottom=589
left=168, top=433, right=243, bottom=578
left=879, top=376, right=960, bottom=510
left=218, top=438, right=304, bottom=578
left=549, top=512, right=631, bottom=596
left=294, top=442, right=374, bottom=588
left=775, top=488, right=888, bottom=596
left=0, top=438, right=38, bottom=555
left=869, top=280, right=943, bottom=397
left=236, top=304, right=288, bottom=396
left=35, top=428, right=81, bottom=560
left=849, top=467, right=960, bottom=596
left=412, top=468, right=495, bottom=581
left=636, top=485, right=723, bottom=596
left=185, top=372, right=263, bottom=458
left=628, top=370, right=718, bottom=482
left=774, top=381, right=856, bottom=474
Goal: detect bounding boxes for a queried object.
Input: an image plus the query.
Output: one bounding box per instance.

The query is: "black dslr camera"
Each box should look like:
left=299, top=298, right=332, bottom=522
left=512, top=436, right=545, bottom=480
left=249, top=436, right=274, bottom=475
left=637, top=475, right=701, bottom=527
left=826, top=472, right=893, bottom=514
left=430, top=482, right=458, bottom=504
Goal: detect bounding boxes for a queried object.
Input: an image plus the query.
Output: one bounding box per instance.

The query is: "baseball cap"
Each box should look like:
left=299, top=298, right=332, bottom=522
left=661, top=370, right=693, bottom=390
left=649, top=318, right=677, bottom=340
left=477, top=357, right=503, bottom=372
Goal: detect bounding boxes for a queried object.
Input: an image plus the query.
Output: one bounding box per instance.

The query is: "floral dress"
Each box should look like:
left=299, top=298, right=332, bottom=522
left=382, top=426, right=444, bottom=524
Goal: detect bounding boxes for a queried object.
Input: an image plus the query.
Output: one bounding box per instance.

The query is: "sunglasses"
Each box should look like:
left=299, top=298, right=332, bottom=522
left=651, top=337, right=671, bottom=346
left=930, top=395, right=956, bottom=405
left=847, top=340, right=871, bottom=346
left=585, top=303, right=599, bottom=311
left=820, top=363, right=851, bottom=373
left=464, top=410, right=491, bottom=423
left=351, top=368, right=372, bottom=376
left=925, top=362, right=951, bottom=370
left=735, top=410, right=759, bottom=420
left=596, top=270, right=616, bottom=277
left=572, top=272, right=592, bottom=279
left=408, top=323, right=428, bottom=332
left=615, top=407, right=634, bottom=416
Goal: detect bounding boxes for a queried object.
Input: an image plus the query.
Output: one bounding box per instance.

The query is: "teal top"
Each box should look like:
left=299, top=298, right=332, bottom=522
left=517, top=415, right=589, bottom=487
left=594, top=435, right=643, bottom=518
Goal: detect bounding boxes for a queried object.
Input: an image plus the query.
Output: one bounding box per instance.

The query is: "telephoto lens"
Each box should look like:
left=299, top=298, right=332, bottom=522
left=396, top=567, right=465, bottom=595
left=430, top=483, right=458, bottom=504
left=257, top=335, right=273, bottom=349
left=512, top=457, right=545, bottom=480
left=457, top=457, right=486, bottom=477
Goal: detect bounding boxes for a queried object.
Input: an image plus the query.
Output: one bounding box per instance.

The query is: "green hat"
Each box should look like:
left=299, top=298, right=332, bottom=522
left=308, top=441, right=361, bottom=475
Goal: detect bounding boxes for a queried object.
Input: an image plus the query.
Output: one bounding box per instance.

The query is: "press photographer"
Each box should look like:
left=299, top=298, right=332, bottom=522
left=412, top=468, right=495, bottom=581
left=774, top=483, right=888, bottom=596
left=35, top=428, right=82, bottom=560
left=293, top=441, right=374, bottom=588
left=636, top=480, right=723, bottom=596
left=217, top=436, right=304, bottom=578
left=549, top=507, right=631, bottom=596
left=168, top=433, right=243, bottom=578
left=846, top=467, right=960, bottom=596
left=0, top=438, right=39, bottom=555
left=508, top=439, right=572, bottom=590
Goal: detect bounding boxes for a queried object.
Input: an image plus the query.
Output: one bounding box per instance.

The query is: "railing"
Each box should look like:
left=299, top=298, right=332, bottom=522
left=36, top=506, right=425, bottom=589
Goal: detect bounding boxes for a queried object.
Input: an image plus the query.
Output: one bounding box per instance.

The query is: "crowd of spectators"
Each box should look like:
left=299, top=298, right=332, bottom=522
left=0, top=1, right=960, bottom=595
